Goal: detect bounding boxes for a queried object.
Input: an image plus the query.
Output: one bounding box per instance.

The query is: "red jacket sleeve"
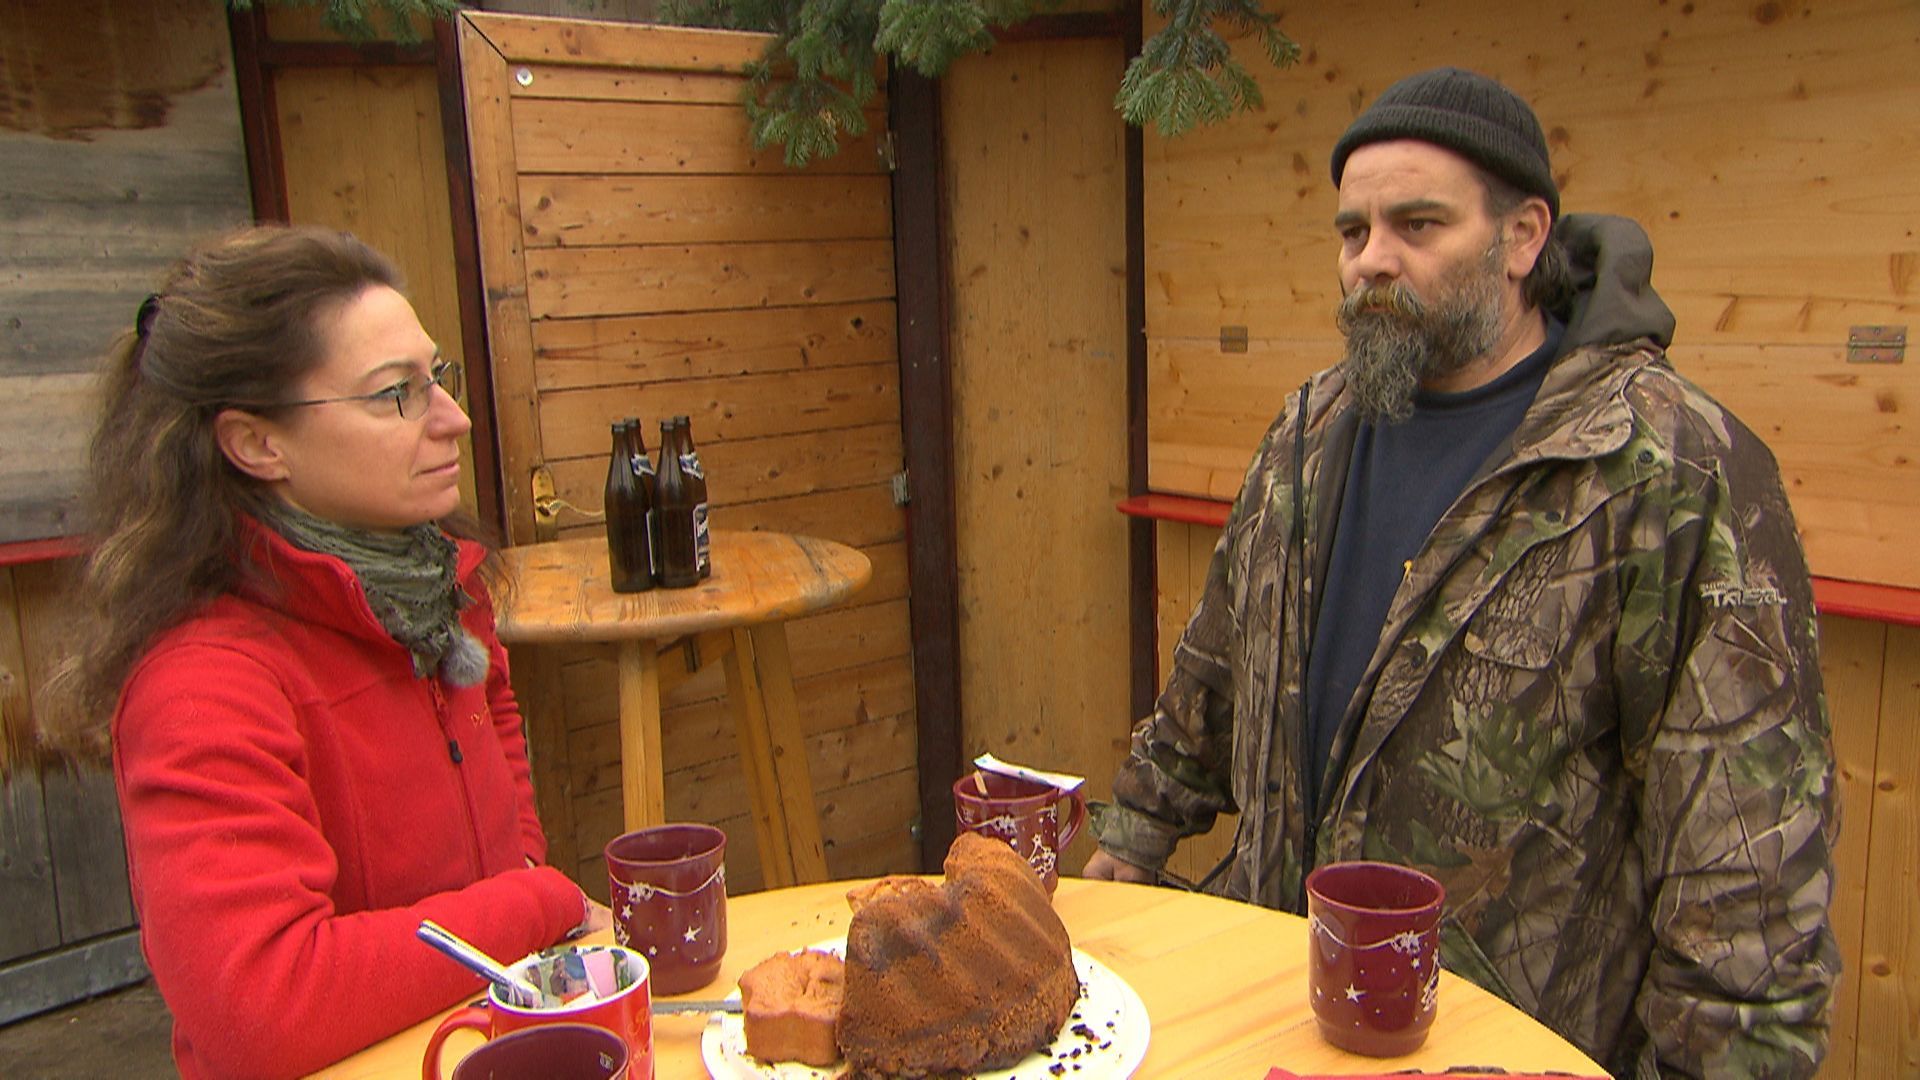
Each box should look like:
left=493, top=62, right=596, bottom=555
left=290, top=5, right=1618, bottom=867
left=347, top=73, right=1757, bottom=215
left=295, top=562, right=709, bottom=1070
left=113, top=644, right=584, bottom=1080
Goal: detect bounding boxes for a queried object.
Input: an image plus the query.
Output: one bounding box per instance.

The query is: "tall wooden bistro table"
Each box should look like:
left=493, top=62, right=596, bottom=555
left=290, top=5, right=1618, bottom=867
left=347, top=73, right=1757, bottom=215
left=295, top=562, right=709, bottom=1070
left=318, top=877, right=1607, bottom=1079
left=493, top=530, right=870, bottom=888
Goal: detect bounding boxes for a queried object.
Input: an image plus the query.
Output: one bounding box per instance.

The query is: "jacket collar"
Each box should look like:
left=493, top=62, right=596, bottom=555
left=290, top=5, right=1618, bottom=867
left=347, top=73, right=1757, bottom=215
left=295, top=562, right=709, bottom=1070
left=233, top=514, right=484, bottom=645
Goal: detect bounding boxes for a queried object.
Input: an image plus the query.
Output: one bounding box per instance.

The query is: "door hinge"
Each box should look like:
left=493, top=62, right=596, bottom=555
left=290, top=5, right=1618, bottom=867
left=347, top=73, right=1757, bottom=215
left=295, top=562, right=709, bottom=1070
left=891, top=469, right=911, bottom=507
left=1848, top=325, right=1906, bottom=364
left=877, top=130, right=898, bottom=172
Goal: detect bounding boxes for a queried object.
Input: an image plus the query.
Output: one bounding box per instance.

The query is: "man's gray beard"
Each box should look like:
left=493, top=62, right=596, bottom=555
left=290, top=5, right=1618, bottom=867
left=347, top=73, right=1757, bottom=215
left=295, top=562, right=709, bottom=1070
left=1335, top=243, right=1507, bottom=424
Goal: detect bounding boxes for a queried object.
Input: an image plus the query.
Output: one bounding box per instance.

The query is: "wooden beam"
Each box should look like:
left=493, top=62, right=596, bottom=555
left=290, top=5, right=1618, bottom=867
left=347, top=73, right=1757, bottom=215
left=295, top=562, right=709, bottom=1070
left=256, top=40, right=435, bottom=67
left=992, top=11, right=1127, bottom=42
left=433, top=18, right=506, bottom=537
left=889, top=64, right=963, bottom=873
left=1122, top=9, right=1155, bottom=732
left=226, top=10, right=288, bottom=222
left=0, top=928, right=147, bottom=1027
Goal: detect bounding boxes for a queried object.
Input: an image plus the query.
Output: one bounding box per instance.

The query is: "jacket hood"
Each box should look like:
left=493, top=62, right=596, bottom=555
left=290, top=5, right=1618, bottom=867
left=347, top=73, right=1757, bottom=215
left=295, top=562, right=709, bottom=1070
left=1553, top=213, right=1675, bottom=353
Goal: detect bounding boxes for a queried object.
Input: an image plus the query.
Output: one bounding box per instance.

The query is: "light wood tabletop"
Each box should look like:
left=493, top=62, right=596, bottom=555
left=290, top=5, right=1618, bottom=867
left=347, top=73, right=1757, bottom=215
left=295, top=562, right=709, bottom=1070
left=317, top=877, right=1606, bottom=1079
left=493, top=531, right=871, bottom=647
left=493, top=531, right=870, bottom=888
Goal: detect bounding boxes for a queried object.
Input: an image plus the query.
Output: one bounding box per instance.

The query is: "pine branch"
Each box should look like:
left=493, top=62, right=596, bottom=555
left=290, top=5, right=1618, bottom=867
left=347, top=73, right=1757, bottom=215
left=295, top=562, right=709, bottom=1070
left=665, top=0, right=1298, bottom=164
left=226, top=0, right=463, bottom=43
left=1118, top=0, right=1301, bottom=139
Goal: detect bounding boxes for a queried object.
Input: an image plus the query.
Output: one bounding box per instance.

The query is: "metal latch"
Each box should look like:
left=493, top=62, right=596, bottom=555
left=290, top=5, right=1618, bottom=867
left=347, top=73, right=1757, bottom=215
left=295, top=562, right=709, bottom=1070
left=1847, top=325, right=1905, bottom=364
left=531, top=464, right=602, bottom=543
left=1220, top=325, right=1249, bottom=354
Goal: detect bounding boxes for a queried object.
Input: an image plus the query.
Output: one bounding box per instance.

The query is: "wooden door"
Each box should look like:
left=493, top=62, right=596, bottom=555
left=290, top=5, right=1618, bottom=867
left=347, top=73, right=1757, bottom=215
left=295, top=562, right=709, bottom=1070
left=939, top=36, right=1134, bottom=877
left=454, top=12, right=917, bottom=895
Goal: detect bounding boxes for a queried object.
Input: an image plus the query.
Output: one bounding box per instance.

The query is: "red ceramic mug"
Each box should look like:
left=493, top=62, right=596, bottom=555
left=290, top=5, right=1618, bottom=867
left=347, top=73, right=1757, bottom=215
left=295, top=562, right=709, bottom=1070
left=422, top=944, right=653, bottom=1080
left=447, top=1023, right=628, bottom=1080
left=604, top=823, right=729, bottom=995
left=1305, top=860, right=1446, bottom=1057
left=951, top=771, right=1088, bottom=893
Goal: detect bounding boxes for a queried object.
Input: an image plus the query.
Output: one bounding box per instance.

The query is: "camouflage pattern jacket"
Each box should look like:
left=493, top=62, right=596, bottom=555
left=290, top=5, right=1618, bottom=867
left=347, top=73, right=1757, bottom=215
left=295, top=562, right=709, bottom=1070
left=1092, top=217, right=1838, bottom=1078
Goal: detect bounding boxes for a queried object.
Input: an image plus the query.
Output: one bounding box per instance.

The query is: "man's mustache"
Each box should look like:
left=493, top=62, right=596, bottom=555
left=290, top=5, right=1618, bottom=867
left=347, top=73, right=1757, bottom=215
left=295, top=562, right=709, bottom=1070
left=1337, top=281, right=1426, bottom=325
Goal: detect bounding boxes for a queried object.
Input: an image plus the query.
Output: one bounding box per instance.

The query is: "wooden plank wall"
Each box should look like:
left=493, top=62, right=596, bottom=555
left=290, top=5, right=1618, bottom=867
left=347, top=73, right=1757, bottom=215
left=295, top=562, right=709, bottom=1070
left=0, top=0, right=248, bottom=1010
left=0, top=0, right=251, bottom=544
left=939, top=36, right=1134, bottom=875
left=456, top=13, right=917, bottom=898
left=1143, top=0, right=1920, bottom=590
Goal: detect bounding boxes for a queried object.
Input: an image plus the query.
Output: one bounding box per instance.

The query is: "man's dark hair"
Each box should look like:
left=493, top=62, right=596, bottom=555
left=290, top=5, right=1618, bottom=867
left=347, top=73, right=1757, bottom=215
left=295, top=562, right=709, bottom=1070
left=1478, top=167, right=1574, bottom=316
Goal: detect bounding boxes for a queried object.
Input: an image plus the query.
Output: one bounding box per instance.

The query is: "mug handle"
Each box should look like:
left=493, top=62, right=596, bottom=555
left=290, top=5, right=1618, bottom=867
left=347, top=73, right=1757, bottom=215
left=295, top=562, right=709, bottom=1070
left=421, top=1005, right=492, bottom=1080
left=1056, top=787, right=1088, bottom=851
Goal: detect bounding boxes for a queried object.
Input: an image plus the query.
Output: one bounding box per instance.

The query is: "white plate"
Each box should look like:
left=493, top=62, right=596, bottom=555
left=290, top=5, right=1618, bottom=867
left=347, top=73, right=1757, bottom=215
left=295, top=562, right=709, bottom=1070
left=702, top=938, right=1149, bottom=1079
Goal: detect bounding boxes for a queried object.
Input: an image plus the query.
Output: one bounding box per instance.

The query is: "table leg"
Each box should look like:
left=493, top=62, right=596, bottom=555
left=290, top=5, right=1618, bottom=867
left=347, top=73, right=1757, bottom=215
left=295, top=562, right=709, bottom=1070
left=724, top=629, right=796, bottom=889
left=745, top=621, right=829, bottom=883
left=616, top=638, right=664, bottom=832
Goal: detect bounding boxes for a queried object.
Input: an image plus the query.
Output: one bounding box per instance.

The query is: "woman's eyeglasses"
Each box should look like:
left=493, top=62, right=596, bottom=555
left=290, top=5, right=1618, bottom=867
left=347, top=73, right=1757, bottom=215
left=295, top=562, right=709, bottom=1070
left=277, top=359, right=464, bottom=420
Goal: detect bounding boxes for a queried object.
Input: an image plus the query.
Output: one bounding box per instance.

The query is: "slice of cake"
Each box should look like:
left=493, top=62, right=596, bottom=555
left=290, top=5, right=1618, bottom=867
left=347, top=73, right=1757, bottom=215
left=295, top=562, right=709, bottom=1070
left=738, top=949, right=845, bottom=1067
left=836, top=831, right=1080, bottom=1076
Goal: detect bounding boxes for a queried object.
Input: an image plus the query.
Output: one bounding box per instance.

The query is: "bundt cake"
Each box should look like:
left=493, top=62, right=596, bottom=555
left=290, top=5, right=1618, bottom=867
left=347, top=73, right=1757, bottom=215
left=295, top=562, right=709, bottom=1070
left=738, top=949, right=845, bottom=1067
left=836, top=831, right=1080, bottom=1076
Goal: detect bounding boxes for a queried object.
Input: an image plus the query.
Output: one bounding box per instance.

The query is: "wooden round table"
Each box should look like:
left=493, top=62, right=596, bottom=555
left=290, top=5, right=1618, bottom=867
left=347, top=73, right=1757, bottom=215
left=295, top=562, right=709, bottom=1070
left=315, top=877, right=1605, bottom=1078
left=494, top=530, right=870, bottom=887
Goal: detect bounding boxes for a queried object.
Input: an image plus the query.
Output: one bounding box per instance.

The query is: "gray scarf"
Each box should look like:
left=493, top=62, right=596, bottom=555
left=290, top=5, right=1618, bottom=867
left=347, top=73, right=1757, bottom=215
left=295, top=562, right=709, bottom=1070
left=257, top=501, right=490, bottom=687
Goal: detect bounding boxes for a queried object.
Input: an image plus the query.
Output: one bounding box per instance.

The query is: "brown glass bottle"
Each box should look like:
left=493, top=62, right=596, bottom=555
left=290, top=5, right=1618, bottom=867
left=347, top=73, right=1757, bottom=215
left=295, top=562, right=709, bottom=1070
left=673, top=416, right=711, bottom=579
left=652, top=419, right=701, bottom=588
left=603, top=420, right=654, bottom=593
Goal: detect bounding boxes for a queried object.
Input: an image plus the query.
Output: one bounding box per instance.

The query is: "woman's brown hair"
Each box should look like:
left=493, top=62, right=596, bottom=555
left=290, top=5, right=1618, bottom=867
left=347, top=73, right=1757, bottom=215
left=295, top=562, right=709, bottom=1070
left=39, top=225, right=486, bottom=757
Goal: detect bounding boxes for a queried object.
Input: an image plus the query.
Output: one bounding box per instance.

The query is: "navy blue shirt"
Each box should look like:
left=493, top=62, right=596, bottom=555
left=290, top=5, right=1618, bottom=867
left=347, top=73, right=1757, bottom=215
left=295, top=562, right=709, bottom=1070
left=1301, top=318, right=1565, bottom=818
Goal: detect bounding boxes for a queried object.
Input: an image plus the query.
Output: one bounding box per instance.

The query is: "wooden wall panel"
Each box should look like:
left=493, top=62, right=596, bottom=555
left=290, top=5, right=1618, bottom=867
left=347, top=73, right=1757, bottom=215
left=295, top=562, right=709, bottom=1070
left=511, top=98, right=887, bottom=176
left=1858, top=625, right=1919, bottom=1077
left=1143, top=0, right=1920, bottom=588
left=1148, top=339, right=1322, bottom=500
left=457, top=12, right=915, bottom=895
left=0, top=1, right=249, bottom=545
left=941, top=37, right=1133, bottom=878
left=0, top=568, right=59, bottom=963
left=1151, top=521, right=1240, bottom=888
left=536, top=363, right=899, bottom=458
left=531, top=301, right=897, bottom=389
left=1818, top=614, right=1885, bottom=1078
left=521, top=175, right=892, bottom=247
left=525, top=240, right=895, bottom=319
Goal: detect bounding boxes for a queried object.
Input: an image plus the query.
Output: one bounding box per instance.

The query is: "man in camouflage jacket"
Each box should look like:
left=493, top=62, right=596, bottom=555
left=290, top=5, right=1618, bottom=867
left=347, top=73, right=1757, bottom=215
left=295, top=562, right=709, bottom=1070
left=1086, top=70, right=1838, bottom=1078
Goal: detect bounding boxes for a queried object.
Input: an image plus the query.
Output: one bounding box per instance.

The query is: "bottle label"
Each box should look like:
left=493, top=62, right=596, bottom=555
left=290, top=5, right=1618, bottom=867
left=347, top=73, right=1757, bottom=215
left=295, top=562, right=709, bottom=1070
left=633, top=453, right=654, bottom=478
left=681, top=453, right=704, bottom=480
left=693, top=502, right=711, bottom=572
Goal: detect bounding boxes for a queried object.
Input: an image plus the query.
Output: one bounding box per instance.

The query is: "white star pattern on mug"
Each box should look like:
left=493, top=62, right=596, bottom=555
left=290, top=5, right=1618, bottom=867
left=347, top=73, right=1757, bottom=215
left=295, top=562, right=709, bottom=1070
left=684, top=925, right=702, bottom=943
left=1344, top=984, right=1365, bottom=1002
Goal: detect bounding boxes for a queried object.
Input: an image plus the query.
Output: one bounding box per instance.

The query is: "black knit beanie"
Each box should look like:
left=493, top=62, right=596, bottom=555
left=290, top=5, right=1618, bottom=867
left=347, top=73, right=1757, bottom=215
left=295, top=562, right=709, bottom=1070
left=1330, top=67, right=1558, bottom=219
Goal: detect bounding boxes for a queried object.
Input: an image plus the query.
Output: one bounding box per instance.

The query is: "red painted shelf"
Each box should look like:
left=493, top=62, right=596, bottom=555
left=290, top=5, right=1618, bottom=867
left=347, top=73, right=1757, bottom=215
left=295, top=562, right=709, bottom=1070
left=0, top=535, right=87, bottom=568
left=1119, top=493, right=1920, bottom=628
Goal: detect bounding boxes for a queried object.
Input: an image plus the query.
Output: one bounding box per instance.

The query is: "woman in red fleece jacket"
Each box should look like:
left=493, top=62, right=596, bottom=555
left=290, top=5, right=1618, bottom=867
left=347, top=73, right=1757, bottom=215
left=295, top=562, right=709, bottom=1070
left=42, top=226, right=609, bottom=1079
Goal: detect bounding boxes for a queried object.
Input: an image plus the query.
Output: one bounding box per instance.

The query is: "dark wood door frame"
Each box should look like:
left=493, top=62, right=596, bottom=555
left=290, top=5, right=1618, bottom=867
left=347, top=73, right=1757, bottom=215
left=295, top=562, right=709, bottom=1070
left=892, top=9, right=1151, bottom=871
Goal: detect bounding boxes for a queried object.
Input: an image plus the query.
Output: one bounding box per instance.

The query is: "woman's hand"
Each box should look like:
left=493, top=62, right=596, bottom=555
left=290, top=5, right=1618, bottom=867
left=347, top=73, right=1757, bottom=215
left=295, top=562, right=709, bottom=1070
left=581, top=898, right=615, bottom=936
left=1083, top=849, right=1157, bottom=884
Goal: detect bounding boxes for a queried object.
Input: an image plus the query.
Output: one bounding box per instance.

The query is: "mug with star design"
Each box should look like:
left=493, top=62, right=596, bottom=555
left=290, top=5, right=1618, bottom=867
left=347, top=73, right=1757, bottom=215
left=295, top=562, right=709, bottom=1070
left=604, top=823, right=728, bottom=994
left=1305, top=860, right=1446, bottom=1056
